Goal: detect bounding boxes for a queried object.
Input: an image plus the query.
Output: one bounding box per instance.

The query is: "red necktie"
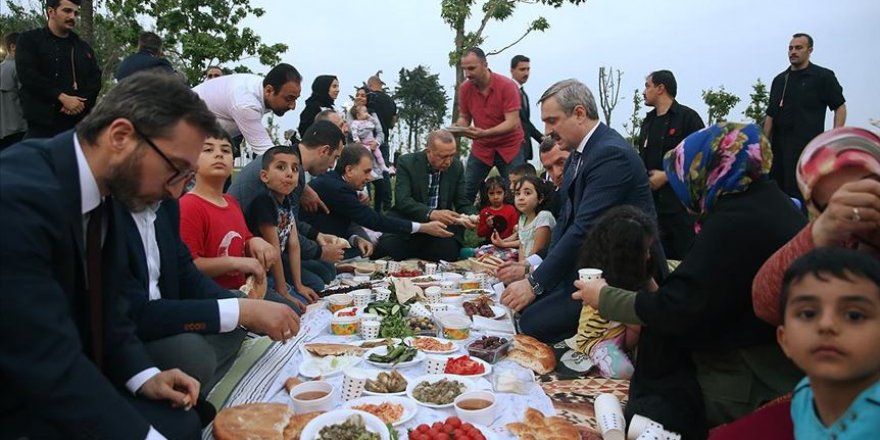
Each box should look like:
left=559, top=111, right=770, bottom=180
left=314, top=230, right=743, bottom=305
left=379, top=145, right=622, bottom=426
left=86, top=202, right=105, bottom=371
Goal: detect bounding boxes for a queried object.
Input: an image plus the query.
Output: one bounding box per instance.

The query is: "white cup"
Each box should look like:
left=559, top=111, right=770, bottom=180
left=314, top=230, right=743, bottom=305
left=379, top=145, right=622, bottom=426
left=425, top=263, right=437, bottom=275
left=374, top=287, right=392, bottom=302
left=425, top=355, right=449, bottom=375
left=595, top=393, right=625, bottom=440
left=424, top=286, right=442, bottom=303
left=578, top=268, right=604, bottom=282
left=360, top=312, right=379, bottom=323
left=628, top=414, right=665, bottom=440
left=387, top=261, right=401, bottom=273
left=341, top=367, right=368, bottom=402
left=453, top=390, right=497, bottom=426
left=352, top=289, right=372, bottom=308
left=360, top=320, right=380, bottom=339
left=428, top=303, right=449, bottom=314
left=290, top=381, right=335, bottom=413
left=374, top=260, right=388, bottom=273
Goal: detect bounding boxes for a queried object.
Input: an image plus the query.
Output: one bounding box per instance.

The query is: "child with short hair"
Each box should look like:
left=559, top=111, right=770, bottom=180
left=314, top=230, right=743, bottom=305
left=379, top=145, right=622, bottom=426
left=565, top=205, right=659, bottom=379
left=508, top=163, right=537, bottom=193
left=490, top=176, right=556, bottom=260
left=179, top=128, right=273, bottom=291
left=777, top=247, right=880, bottom=439
left=245, top=146, right=317, bottom=312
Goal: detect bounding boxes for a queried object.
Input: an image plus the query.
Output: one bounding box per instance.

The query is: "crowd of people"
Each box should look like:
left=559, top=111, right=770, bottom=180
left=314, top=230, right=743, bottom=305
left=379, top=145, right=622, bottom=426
left=1, top=1, right=877, bottom=439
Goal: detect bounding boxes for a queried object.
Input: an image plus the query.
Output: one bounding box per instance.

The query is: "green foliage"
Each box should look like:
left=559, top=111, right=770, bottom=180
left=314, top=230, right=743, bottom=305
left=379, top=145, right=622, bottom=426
left=0, top=1, right=44, bottom=36
left=622, top=88, right=644, bottom=149
left=701, top=86, right=741, bottom=124
left=743, top=78, right=769, bottom=124
left=394, top=65, right=449, bottom=153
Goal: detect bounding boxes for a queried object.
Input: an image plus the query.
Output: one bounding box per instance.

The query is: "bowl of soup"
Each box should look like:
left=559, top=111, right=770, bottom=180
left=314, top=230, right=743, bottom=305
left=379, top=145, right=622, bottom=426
left=290, top=381, right=335, bottom=413
left=453, top=390, right=496, bottom=426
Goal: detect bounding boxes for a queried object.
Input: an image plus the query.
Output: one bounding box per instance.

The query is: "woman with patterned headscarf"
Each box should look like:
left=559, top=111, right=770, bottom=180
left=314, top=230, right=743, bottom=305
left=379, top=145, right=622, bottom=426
left=573, top=123, right=806, bottom=438
left=753, top=127, right=880, bottom=326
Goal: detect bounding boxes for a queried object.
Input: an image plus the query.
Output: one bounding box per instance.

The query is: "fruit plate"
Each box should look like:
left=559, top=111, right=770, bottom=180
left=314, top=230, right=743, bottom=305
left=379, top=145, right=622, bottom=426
left=404, top=336, right=460, bottom=354
left=405, top=374, right=474, bottom=408
left=342, top=395, right=418, bottom=427
left=364, top=345, right=426, bottom=369
left=299, top=409, right=391, bottom=440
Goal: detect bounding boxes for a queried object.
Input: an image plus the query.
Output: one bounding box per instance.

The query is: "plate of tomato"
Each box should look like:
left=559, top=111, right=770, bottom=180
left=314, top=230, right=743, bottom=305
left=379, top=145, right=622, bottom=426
left=407, top=416, right=497, bottom=440
left=444, top=354, right=492, bottom=377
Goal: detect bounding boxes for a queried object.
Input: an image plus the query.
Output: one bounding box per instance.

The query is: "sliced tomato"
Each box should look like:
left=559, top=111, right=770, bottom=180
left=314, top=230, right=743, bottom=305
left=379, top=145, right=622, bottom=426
left=444, top=355, right=485, bottom=375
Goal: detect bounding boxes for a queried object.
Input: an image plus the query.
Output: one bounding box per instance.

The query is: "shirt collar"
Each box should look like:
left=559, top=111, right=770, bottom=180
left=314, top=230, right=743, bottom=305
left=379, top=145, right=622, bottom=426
left=575, top=122, right=600, bottom=155
left=74, top=133, right=102, bottom=215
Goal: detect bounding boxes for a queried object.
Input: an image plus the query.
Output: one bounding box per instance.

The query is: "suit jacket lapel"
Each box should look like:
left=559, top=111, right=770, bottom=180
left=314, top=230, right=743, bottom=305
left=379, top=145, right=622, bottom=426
left=49, top=133, right=86, bottom=274
left=416, top=152, right=430, bottom=202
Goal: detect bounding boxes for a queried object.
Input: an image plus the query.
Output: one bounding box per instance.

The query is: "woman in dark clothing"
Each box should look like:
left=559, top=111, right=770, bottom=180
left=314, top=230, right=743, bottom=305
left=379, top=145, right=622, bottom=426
left=297, top=75, right=339, bottom=136
left=574, top=123, right=806, bottom=439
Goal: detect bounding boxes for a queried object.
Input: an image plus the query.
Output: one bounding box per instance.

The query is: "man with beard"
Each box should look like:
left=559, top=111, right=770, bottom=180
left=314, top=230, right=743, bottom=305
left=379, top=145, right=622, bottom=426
left=0, top=72, right=219, bottom=439
left=15, top=0, right=102, bottom=139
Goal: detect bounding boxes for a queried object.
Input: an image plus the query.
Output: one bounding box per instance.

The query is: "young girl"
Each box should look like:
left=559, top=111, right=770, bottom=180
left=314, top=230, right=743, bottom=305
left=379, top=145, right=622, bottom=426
left=349, top=104, right=388, bottom=174
left=491, top=176, right=556, bottom=260
left=476, top=176, right=518, bottom=242
left=564, top=205, right=659, bottom=379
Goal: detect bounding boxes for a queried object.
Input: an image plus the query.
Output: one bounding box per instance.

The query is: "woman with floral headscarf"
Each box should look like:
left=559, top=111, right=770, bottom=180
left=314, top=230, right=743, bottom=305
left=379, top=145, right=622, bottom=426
left=297, top=75, right=340, bottom=136
left=574, top=123, right=806, bottom=438
left=753, top=127, right=880, bottom=326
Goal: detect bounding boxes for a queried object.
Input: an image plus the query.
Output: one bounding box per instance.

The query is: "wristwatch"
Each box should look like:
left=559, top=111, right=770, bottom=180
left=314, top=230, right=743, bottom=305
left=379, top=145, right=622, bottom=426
left=527, top=274, right=544, bottom=296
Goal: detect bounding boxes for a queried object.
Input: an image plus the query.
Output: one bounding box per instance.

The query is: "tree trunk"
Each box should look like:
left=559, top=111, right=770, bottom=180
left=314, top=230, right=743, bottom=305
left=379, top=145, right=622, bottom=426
left=80, top=0, right=94, bottom=44
left=450, top=18, right=465, bottom=126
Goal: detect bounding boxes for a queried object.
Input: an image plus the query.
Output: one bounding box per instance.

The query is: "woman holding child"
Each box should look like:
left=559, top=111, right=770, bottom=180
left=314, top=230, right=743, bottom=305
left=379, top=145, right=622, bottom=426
left=573, top=123, right=806, bottom=438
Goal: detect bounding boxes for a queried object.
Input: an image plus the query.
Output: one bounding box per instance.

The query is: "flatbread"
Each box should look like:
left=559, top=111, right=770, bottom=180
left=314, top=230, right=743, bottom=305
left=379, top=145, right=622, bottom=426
left=240, top=275, right=267, bottom=300
left=303, top=343, right=365, bottom=357
left=283, top=411, right=322, bottom=440
left=213, top=403, right=293, bottom=440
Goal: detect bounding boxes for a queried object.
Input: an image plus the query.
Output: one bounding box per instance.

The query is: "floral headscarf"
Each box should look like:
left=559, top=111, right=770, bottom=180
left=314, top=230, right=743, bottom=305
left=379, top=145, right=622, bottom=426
left=796, top=127, right=880, bottom=210
left=663, top=123, right=772, bottom=232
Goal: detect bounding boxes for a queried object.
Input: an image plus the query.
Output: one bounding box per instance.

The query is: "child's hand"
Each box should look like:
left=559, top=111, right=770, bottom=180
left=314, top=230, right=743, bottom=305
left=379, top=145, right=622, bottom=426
left=239, top=258, right=266, bottom=283
left=491, top=231, right=504, bottom=247
left=246, top=238, right=279, bottom=269
left=297, top=284, right=319, bottom=303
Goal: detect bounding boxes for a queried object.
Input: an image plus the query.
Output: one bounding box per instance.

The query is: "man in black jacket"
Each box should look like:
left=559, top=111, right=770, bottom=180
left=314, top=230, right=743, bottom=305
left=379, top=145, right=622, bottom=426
left=15, top=0, right=102, bottom=139
left=510, top=55, right=544, bottom=162
left=638, top=70, right=704, bottom=260
left=115, top=31, right=175, bottom=81
left=366, top=74, right=397, bottom=212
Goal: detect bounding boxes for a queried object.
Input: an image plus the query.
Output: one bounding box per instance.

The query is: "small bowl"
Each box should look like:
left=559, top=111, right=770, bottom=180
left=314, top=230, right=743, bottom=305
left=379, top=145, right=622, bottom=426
left=331, top=314, right=360, bottom=335
left=290, top=381, right=335, bottom=414
left=439, top=314, right=471, bottom=340
left=459, top=279, right=481, bottom=290
left=327, top=293, right=354, bottom=313
left=453, top=390, right=497, bottom=426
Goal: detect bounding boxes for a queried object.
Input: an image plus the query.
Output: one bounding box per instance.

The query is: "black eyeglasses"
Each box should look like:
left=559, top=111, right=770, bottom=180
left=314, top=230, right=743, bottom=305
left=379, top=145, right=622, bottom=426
left=132, top=126, right=196, bottom=186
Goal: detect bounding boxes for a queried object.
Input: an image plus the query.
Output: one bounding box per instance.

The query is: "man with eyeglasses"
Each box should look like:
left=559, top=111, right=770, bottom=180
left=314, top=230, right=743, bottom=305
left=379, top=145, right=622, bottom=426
left=373, top=129, right=478, bottom=262
left=0, top=72, right=225, bottom=439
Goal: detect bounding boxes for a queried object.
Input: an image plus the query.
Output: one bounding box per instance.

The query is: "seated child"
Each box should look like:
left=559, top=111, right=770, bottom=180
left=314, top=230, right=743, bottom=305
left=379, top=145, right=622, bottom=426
left=491, top=175, right=555, bottom=260
left=565, top=205, right=659, bottom=379
left=777, top=247, right=880, bottom=439
left=179, top=128, right=275, bottom=292
left=476, top=176, right=518, bottom=242
left=245, top=146, right=317, bottom=312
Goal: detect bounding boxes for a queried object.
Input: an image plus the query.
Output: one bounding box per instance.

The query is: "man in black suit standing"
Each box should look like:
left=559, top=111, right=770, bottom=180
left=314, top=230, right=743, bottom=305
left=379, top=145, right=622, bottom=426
left=510, top=55, right=544, bottom=162
left=115, top=31, right=175, bottom=82
left=0, top=72, right=218, bottom=439
left=500, top=79, right=666, bottom=343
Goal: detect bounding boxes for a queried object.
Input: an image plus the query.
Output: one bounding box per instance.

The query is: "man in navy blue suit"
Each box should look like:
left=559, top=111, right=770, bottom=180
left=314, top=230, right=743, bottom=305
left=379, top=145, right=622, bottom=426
left=0, top=72, right=217, bottom=439
left=500, top=79, right=667, bottom=343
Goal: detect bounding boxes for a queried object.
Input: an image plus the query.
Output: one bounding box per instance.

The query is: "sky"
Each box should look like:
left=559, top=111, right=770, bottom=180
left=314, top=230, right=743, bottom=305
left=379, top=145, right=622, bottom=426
left=232, top=0, right=878, bottom=153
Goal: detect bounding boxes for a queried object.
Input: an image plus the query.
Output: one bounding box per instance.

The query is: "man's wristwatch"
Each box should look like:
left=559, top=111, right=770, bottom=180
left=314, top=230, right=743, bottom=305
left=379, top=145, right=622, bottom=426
left=527, top=274, right=544, bottom=296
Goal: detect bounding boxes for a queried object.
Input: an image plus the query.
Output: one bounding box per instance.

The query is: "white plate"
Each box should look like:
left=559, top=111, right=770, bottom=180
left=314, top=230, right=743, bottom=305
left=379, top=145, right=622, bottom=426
left=363, top=369, right=408, bottom=396
left=300, top=409, right=391, bottom=440
left=490, top=305, right=507, bottom=319
left=404, top=336, right=460, bottom=354
left=406, top=374, right=474, bottom=408
left=353, top=338, right=402, bottom=348
left=298, top=355, right=362, bottom=379
left=442, top=354, right=493, bottom=377
left=342, top=395, right=418, bottom=427
left=437, top=272, right=464, bottom=281
left=365, top=345, right=426, bottom=369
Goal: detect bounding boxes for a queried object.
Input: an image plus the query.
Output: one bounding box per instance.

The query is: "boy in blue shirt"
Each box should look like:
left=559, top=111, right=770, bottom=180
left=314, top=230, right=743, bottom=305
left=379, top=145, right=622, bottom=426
left=777, top=247, right=880, bottom=439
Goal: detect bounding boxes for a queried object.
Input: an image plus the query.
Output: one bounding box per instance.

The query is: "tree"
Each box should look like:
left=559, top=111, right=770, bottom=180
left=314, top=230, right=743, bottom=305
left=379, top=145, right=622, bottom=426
left=622, top=89, right=643, bottom=149
left=598, top=66, right=622, bottom=127
left=701, top=86, right=741, bottom=124
left=743, top=78, right=769, bottom=124
left=394, top=65, right=449, bottom=154
left=441, top=0, right=588, bottom=124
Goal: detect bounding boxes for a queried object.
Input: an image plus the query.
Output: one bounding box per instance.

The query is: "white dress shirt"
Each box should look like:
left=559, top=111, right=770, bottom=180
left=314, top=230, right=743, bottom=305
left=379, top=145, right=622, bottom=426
left=192, top=74, right=274, bottom=154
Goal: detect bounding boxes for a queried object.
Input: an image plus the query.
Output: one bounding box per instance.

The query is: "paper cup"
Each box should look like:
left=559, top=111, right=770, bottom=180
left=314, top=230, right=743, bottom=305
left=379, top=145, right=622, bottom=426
left=290, top=381, right=335, bottom=413
left=374, top=260, right=388, bottom=273
left=425, top=263, right=437, bottom=275
left=595, top=393, right=626, bottom=440
left=352, top=289, right=372, bottom=308
left=424, top=286, right=442, bottom=303
left=360, top=320, right=380, bottom=339
left=578, top=268, right=603, bottom=282
left=428, top=303, right=449, bottom=314
left=387, top=261, right=401, bottom=273
left=341, top=367, right=368, bottom=402
left=425, top=355, right=449, bottom=375
left=374, top=287, right=392, bottom=302
left=628, top=414, right=665, bottom=440
left=360, top=312, right=379, bottom=323
left=408, top=302, right=433, bottom=319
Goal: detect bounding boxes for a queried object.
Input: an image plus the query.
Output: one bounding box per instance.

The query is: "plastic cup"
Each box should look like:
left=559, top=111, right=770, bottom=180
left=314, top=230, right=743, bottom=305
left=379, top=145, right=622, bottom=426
left=352, top=289, right=372, bottom=308
left=290, top=381, right=335, bottom=413
left=628, top=414, right=665, bottom=440
left=425, top=355, right=449, bottom=375
left=327, top=294, right=354, bottom=313
left=387, top=261, right=401, bottom=273
left=595, top=393, right=625, bottom=440
left=424, top=286, right=442, bottom=303
left=425, top=263, right=437, bottom=275
left=341, top=367, right=368, bottom=402
left=360, top=320, right=380, bottom=339
left=374, top=287, right=392, bottom=302
left=579, top=268, right=603, bottom=282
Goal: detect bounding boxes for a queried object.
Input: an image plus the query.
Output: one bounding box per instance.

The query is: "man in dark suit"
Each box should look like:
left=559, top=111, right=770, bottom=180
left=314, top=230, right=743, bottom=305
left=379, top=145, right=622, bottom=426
left=373, top=130, right=478, bottom=261
left=537, top=137, right=569, bottom=218
left=115, top=31, right=175, bottom=82
left=500, top=79, right=667, bottom=343
left=0, top=72, right=217, bottom=439
left=119, top=198, right=300, bottom=398
left=511, top=55, right=544, bottom=162
left=305, top=144, right=453, bottom=257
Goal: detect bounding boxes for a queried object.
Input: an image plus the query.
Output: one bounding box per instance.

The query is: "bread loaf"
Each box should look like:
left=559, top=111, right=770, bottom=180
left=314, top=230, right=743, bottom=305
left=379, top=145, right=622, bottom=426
left=213, top=403, right=293, bottom=440
left=507, top=334, right=556, bottom=374
left=506, top=407, right=580, bottom=440
left=240, top=275, right=267, bottom=300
